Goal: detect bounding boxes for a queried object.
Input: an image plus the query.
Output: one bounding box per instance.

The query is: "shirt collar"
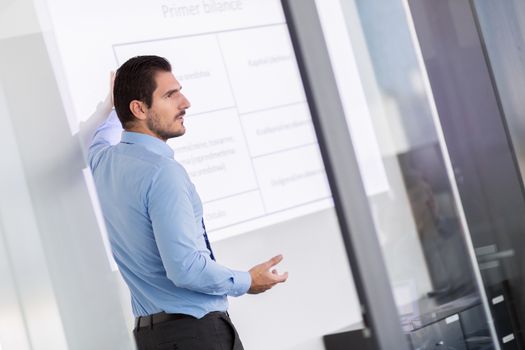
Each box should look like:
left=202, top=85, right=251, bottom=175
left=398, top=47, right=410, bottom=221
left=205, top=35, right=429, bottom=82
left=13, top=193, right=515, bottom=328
left=121, top=131, right=174, bottom=159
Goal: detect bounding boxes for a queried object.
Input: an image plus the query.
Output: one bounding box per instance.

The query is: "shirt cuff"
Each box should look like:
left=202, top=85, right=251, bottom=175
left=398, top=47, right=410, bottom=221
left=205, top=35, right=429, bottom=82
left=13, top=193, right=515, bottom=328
left=228, top=270, right=251, bottom=297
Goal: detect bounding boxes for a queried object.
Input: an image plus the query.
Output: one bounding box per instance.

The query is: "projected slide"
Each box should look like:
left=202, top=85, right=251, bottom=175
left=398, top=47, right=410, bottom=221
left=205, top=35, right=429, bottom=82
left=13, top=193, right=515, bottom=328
left=113, top=24, right=331, bottom=236
left=39, top=0, right=333, bottom=239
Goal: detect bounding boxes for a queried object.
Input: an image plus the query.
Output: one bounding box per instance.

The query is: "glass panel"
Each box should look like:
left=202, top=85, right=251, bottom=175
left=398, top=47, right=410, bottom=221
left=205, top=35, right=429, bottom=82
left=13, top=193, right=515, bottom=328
left=473, top=0, right=525, bottom=178
left=472, top=0, right=525, bottom=347
left=407, top=0, right=525, bottom=348
left=323, top=0, right=501, bottom=348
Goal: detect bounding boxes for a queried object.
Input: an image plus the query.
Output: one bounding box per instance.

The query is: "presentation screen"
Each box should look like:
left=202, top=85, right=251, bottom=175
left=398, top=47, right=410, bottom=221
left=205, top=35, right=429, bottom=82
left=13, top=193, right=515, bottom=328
left=37, top=0, right=333, bottom=240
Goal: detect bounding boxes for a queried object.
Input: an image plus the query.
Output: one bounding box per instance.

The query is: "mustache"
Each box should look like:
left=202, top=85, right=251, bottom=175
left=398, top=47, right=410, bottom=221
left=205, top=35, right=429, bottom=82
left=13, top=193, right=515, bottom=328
left=176, top=111, right=186, bottom=118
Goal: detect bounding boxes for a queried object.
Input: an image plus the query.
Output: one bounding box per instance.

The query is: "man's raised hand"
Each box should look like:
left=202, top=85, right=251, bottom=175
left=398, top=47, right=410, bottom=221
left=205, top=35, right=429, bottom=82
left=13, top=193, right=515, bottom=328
left=248, top=255, right=288, bottom=294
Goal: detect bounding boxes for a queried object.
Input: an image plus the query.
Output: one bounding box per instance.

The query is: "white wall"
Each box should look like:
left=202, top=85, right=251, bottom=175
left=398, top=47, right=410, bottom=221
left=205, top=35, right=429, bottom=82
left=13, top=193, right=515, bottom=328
left=220, top=208, right=361, bottom=350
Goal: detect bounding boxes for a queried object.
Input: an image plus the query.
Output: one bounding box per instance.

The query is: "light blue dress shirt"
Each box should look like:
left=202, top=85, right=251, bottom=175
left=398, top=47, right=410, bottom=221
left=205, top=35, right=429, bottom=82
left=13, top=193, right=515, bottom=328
left=88, top=111, right=251, bottom=318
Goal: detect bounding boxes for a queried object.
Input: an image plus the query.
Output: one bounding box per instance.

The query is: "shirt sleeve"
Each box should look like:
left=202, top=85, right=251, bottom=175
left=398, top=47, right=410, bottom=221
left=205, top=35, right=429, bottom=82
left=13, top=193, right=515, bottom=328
left=147, top=164, right=251, bottom=297
left=87, top=110, right=123, bottom=171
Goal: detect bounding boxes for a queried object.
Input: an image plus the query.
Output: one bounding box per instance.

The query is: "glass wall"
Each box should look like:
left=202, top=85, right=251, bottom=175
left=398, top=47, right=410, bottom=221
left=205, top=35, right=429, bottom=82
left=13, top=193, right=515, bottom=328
left=408, top=0, right=525, bottom=348
left=313, top=0, right=525, bottom=348
left=313, top=0, right=514, bottom=348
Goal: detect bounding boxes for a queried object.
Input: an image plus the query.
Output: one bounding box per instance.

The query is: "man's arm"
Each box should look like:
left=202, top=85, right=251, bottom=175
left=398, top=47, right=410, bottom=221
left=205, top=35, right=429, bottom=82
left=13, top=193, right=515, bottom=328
left=85, top=110, right=123, bottom=171
left=78, top=92, right=114, bottom=159
left=148, top=165, right=287, bottom=296
left=79, top=72, right=122, bottom=169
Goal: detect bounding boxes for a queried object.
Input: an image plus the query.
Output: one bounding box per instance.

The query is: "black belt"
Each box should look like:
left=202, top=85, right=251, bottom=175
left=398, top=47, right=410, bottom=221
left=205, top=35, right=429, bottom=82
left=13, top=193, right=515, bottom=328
left=135, top=311, right=195, bottom=329
left=135, top=311, right=228, bottom=329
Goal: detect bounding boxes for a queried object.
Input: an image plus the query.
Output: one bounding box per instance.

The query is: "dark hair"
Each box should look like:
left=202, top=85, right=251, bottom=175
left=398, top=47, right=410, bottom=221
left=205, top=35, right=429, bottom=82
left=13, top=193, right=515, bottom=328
left=113, top=55, right=172, bottom=128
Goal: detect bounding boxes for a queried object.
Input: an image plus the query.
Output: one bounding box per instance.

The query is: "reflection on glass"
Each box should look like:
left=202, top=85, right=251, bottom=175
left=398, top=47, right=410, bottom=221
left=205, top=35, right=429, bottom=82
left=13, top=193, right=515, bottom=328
left=339, top=0, right=498, bottom=348
left=473, top=0, right=525, bottom=178
left=407, top=0, right=525, bottom=349
left=472, top=1, right=525, bottom=349
left=400, top=144, right=474, bottom=297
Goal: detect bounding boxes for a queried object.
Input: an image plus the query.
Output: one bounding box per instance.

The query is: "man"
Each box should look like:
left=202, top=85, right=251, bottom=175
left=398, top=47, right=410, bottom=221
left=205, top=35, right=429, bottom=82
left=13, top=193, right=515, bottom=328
left=88, top=55, right=288, bottom=350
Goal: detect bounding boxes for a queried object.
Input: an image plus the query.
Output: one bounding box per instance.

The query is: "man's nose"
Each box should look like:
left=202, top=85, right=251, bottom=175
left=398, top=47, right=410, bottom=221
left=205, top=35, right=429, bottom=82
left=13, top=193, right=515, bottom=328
left=181, top=94, right=191, bottom=109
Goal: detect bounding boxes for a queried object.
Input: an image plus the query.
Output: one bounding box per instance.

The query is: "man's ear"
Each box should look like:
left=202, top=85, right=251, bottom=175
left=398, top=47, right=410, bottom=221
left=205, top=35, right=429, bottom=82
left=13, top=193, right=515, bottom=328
left=129, top=100, right=147, bottom=121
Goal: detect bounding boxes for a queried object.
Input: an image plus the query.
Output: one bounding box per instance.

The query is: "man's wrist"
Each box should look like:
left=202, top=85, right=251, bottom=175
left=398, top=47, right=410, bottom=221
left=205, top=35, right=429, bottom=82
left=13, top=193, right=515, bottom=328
left=229, top=270, right=251, bottom=297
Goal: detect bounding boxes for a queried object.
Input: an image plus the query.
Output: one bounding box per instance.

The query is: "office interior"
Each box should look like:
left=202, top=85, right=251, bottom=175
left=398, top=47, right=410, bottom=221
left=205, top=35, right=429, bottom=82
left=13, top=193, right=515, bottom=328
left=0, top=0, right=524, bottom=349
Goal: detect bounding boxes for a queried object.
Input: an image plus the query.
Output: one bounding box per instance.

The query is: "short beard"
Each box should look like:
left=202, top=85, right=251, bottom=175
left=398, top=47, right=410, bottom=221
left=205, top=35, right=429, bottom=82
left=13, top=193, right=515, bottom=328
left=146, top=110, right=185, bottom=141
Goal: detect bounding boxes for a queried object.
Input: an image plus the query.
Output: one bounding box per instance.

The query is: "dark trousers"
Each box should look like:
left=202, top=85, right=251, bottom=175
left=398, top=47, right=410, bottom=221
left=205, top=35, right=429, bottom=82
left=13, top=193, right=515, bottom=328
left=133, top=311, right=245, bottom=350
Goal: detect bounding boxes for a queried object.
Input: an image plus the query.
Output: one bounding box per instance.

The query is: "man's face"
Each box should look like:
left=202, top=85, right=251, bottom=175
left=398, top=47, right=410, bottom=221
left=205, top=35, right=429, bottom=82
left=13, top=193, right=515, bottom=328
left=145, top=71, right=191, bottom=141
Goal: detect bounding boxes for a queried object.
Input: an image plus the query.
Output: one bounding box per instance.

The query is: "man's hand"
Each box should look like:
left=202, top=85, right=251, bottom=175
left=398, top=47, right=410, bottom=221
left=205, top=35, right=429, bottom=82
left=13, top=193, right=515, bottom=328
left=248, top=255, right=288, bottom=294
